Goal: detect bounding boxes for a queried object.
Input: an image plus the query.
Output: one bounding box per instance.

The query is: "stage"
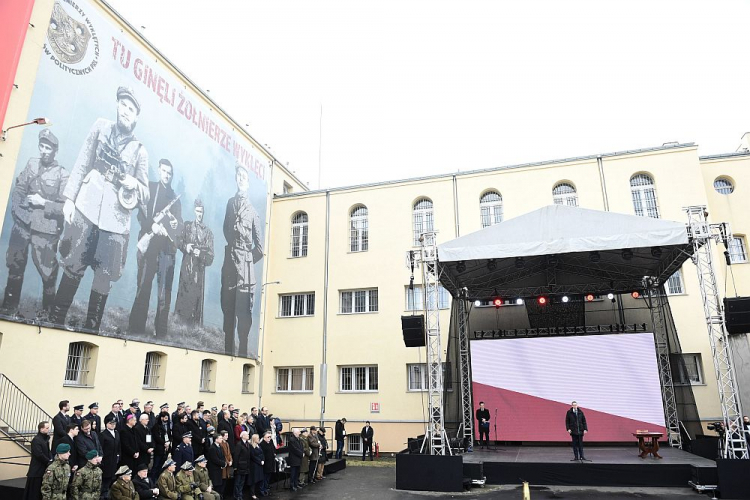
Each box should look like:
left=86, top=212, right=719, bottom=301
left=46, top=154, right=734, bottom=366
left=462, top=445, right=716, bottom=487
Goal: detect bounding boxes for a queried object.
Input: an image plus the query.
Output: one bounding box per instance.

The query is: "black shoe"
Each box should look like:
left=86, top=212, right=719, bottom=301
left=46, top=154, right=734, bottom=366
left=571, top=458, right=579, bottom=461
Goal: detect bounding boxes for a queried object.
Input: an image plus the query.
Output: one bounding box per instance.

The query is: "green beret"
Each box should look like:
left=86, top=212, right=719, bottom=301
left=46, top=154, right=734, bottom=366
left=85, top=450, right=99, bottom=460
left=56, top=443, right=71, bottom=454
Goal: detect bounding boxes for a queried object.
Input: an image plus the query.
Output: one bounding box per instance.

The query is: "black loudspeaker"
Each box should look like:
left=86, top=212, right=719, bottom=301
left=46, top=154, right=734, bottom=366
left=724, top=297, right=750, bottom=334
left=402, top=315, right=426, bottom=347
left=717, top=459, right=750, bottom=499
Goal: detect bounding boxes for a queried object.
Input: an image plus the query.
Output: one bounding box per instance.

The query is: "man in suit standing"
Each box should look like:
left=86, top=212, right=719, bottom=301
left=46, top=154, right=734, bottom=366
left=120, top=414, right=140, bottom=471
left=22, top=421, right=51, bottom=500
left=100, top=414, right=121, bottom=497
left=51, top=400, right=70, bottom=453
left=475, top=401, right=491, bottom=449
left=565, top=401, right=589, bottom=462
left=361, top=421, right=374, bottom=461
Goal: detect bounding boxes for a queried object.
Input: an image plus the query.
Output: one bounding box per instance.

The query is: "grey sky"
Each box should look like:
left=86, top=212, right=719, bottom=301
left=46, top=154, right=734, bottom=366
left=107, top=0, right=750, bottom=189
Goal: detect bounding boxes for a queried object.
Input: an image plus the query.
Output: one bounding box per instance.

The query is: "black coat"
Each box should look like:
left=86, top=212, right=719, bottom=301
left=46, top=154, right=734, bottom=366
left=74, top=431, right=102, bottom=469
left=60, top=435, right=78, bottom=470
left=27, top=432, right=51, bottom=478
left=105, top=411, right=123, bottom=433
left=335, top=420, right=346, bottom=441
left=255, top=415, right=270, bottom=436
left=286, top=435, right=304, bottom=467
left=218, top=419, right=235, bottom=449
left=565, top=408, right=588, bottom=436
left=361, top=425, right=374, bottom=443
left=233, top=440, right=252, bottom=474
left=100, top=428, right=121, bottom=479
left=172, top=420, right=188, bottom=449
left=173, top=442, right=194, bottom=470
left=206, top=442, right=226, bottom=486
left=185, top=419, right=205, bottom=458
left=250, top=445, right=264, bottom=480
left=134, top=424, right=153, bottom=466
left=51, top=411, right=70, bottom=452
left=132, top=474, right=158, bottom=498
left=152, top=421, right=171, bottom=457
left=259, top=439, right=276, bottom=473
left=120, top=425, right=140, bottom=470
left=318, top=434, right=328, bottom=464
left=83, top=412, right=102, bottom=434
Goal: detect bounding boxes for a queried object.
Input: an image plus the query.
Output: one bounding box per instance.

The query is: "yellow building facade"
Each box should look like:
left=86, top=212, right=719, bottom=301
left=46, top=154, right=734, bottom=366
left=1, top=0, right=750, bottom=481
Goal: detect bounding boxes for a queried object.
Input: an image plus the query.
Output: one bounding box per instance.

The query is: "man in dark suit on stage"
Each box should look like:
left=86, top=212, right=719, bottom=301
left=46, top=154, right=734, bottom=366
left=565, top=401, right=589, bottom=461
left=475, top=401, right=491, bottom=448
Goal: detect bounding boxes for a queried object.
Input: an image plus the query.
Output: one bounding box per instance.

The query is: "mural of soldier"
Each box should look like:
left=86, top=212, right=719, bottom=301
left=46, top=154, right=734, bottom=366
left=1, top=129, right=69, bottom=316
left=128, top=159, right=182, bottom=338
left=51, top=86, right=149, bottom=332
left=174, top=198, right=214, bottom=326
left=221, top=163, right=263, bottom=357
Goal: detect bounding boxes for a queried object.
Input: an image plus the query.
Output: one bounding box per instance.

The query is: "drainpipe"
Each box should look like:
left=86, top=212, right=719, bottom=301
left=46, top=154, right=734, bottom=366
left=597, top=155, right=610, bottom=211
left=452, top=175, right=460, bottom=237
left=320, top=190, right=331, bottom=425
left=257, top=160, right=276, bottom=409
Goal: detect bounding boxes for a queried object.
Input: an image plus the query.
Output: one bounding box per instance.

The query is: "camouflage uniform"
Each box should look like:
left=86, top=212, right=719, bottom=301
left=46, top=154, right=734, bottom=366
left=109, top=477, right=137, bottom=499
left=156, top=469, right=178, bottom=500
left=71, top=461, right=102, bottom=500
left=221, top=190, right=263, bottom=357
left=40, top=458, right=70, bottom=500
left=2, top=130, right=68, bottom=314
left=193, top=465, right=220, bottom=500
left=175, top=470, right=202, bottom=500
left=52, top=113, right=149, bottom=331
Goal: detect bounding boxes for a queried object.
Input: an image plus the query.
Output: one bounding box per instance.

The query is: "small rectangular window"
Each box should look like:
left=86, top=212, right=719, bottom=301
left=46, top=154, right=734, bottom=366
left=279, top=293, right=315, bottom=317
left=729, top=237, right=748, bottom=264
left=340, top=289, right=378, bottom=314
left=199, top=360, right=215, bottom=392
left=666, top=269, right=684, bottom=295
left=242, top=364, right=254, bottom=394
left=276, top=366, right=314, bottom=392
left=674, top=354, right=703, bottom=385
left=405, top=285, right=450, bottom=311
left=348, top=434, right=362, bottom=453
left=340, top=365, right=378, bottom=392
left=407, top=363, right=453, bottom=392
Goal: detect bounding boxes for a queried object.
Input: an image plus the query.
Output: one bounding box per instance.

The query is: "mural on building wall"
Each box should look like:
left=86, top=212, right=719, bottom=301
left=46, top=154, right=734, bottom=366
left=0, top=0, right=269, bottom=359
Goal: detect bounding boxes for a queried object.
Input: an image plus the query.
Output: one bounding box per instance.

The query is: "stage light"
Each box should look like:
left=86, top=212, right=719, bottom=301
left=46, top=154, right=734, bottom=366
left=493, top=298, right=503, bottom=308
left=631, top=291, right=641, bottom=299
left=515, top=298, right=524, bottom=305
left=538, top=296, right=547, bottom=305
left=487, top=259, right=497, bottom=271
left=515, top=257, right=525, bottom=268
left=607, top=293, right=615, bottom=300
left=561, top=295, right=569, bottom=303
left=589, top=251, right=601, bottom=263
left=651, top=247, right=662, bottom=258
left=456, top=261, right=466, bottom=273
left=585, top=294, right=595, bottom=302
left=474, top=300, right=481, bottom=307
left=621, top=249, right=633, bottom=260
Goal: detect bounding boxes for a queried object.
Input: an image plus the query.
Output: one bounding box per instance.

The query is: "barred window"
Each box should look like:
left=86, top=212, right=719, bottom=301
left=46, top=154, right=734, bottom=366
left=291, top=212, right=308, bottom=257
left=143, top=352, right=163, bottom=389
left=64, top=342, right=94, bottom=386
left=405, top=285, right=450, bottom=310
left=350, top=205, right=369, bottom=252
left=552, top=183, right=578, bottom=207
left=279, top=293, right=315, bottom=317
left=199, top=359, right=216, bottom=392
left=412, top=198, right=434, bottom=246
left=407, top=363, right=453, bottom=391
left=340, top=289, right=378, bottom=314
left=480, top=191, right=503, bottom=228
left=340, top=366, right=378, bottom=392
left=728, top=236, right=748, bottom=264
left=276, top=367, right=314, bottom=392
left=630, top=174, right=660, bottom=218
left=242, top=364, right=254, bottom=394
left=665, top=269, right=684, bottom=295
left=348, top=434, right=362, bottom=453
left=675, top=354, right=703, bottom=385
left=714, top=177, right=734, bottom=195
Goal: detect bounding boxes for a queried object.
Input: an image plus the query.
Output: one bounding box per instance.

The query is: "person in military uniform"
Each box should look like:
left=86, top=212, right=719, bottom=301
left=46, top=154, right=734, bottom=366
left=83, top=402, right=101, bottom=433
left=70, top=405, right=84, bottom=430
left=174, top=198, right=214, bottom=326
left=128, top=159, right=182, bottom=337
left=157, top=458, right=178, bottom=500
left=51, top=86, right=149, bottom=332
left=109, top=466, right=137, bottom=500
left=173, top=432, right=194, bottom=469
left=192, top=455, right=220, bottom=500
left=71, top=449, right=102, bottom=500
left=41, top=443, right=71, bottom=500
left=175, top=462, right=202, bottom=500
left=2, top=129, right=69, bottom=316
left=221, top=163, right=263, bottom=357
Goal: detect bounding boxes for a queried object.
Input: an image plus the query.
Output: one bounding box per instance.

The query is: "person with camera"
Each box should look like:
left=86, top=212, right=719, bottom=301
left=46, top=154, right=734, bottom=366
left=565, top=401, right=589, bottom=461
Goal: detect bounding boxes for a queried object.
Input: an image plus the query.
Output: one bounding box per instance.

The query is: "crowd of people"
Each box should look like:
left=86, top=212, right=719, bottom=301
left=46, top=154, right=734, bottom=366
left=22, top=398, right=342, bottom=500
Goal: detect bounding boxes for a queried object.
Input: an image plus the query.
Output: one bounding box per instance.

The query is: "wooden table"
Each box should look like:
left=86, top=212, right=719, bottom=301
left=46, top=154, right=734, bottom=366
left=633, top=432, right=663, bottom=459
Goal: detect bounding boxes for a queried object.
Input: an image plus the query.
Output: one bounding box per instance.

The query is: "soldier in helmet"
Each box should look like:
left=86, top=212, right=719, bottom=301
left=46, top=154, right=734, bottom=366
left=174, top=197, right=214, bottom=326
left=221, top=163, right=263, bottom=357
left=175, top=462, right=202, bottom=500
left=2, top=128, right=69, bottom=317
left=157, top=458, right=178, bottom=499
left=51, top=86, right=149, bottom=332
left=72, top=449, right=102, bottom=500
left=41, top=443, right=71, bottom=500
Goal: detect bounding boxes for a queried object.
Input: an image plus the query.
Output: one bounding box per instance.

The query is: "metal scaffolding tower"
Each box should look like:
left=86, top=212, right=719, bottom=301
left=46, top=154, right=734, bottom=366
left=456, top=297, right=474, bottom=450
left=685, top=206, right=748, bottom=459
left=412, top=232, right=450, bottom=455
left=643, top=283, right=682, bottom=448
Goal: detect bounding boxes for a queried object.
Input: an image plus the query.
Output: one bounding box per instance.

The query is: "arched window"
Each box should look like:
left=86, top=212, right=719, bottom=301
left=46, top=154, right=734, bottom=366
left=350, top=205, right=369, bottom=252
left=199, top=359, right=217, bottom=392
left=412, top=198, right=434, bottom=246
left=290, top=212, right=308, bottom=257
left=143, top=352, right=166, bottom=389
left=64, top=342, right=98, bottom=387
left=242, top=364, right=255, bottom=394
left=480, top=191, right=503, bottom=228
left=552, top=183, right=578, bottom=207
left=714, top=177, right=734, bottom=195
left=630, top=174, right=660, bottom=218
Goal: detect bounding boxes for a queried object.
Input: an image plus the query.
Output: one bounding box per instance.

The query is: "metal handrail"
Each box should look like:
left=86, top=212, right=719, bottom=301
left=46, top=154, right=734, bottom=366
left=0, top=373, right=53, bottom=452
